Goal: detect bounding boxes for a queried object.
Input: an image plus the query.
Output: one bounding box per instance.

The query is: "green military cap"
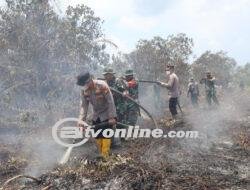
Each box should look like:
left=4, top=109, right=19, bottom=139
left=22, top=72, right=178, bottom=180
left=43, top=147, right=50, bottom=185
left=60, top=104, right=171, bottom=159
left=102, top=67, right=116, bottom=75
left=124, top=69, right=135, bottom=76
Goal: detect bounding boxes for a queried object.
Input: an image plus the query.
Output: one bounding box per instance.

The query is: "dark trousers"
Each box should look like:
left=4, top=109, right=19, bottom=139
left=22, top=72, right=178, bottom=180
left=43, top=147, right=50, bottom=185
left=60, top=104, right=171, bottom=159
left=206, top=91, right=219, bottom=106
left=191, top=94, right=198, bottom=106
left=169, top=97, right=178, bottom=116
left=125, top=105, right=139, bottom=126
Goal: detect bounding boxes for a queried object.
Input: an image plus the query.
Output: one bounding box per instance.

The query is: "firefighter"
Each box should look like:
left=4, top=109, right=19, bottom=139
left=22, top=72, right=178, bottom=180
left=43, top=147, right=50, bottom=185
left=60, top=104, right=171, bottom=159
left=102, top=67, right=127, bottom=147
left=200, top=71, right=219, bottom=106
left=158, top=65, right=180, bottom=120
left=123, top=69, right=140, bottom=126
left=187, top=78, right=199, bottom=106
left=103, top=68, right=127, bottom=124
left=76, top=71, right=117, bottom=160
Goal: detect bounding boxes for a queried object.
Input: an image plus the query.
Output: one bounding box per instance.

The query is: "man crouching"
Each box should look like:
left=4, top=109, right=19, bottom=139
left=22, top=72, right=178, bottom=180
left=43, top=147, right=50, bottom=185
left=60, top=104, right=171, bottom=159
left=76, top=71, right=117, bottom=160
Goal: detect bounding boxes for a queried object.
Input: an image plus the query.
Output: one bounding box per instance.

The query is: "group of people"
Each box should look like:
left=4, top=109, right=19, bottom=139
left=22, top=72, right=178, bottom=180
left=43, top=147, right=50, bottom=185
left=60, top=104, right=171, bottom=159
left=76, top=64, right=220, bottom=160
left=102, top=68, right=140, bottom=127
left=76, top=68, right=140, bottom=160
left=187, top=71, right=219, bottom=107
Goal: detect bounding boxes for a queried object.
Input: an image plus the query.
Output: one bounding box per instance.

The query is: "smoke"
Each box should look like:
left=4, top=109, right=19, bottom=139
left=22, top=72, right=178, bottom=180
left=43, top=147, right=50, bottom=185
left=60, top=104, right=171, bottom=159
left=182, top=88, right=250, bottom=151
left=141, top=87, right=250, bottom=169
left=23, top=131, right=64, bottom=177
left=0, top=120, right=65, bottom=177
left=138, top=83, right=168, bottom=119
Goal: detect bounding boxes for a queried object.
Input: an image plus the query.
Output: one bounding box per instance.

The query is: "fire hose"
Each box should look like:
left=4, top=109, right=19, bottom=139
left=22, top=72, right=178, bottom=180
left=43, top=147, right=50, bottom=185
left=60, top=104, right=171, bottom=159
left=98, top=78, right=183, bottom=114
left=138, top=80, right=183, bottom=114
left=109, top=87, right=158, bottom=129
left=59, top=121, right=133, bottom=165
left=60, top=84, right=159, bottom=165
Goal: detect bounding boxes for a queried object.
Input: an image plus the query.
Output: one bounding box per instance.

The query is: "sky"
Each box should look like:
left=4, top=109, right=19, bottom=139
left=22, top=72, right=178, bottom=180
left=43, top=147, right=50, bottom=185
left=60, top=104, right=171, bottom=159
left=54, top=0, right=250, bottom=65
left=1, top=0, right=250, bottom=65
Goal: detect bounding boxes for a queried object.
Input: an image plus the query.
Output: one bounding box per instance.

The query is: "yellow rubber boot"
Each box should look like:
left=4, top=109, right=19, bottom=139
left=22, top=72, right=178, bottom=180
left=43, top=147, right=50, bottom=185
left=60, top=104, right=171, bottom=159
left=101, top=138, right=111, bottom=159
left=96, top=139, right=102, bottom=155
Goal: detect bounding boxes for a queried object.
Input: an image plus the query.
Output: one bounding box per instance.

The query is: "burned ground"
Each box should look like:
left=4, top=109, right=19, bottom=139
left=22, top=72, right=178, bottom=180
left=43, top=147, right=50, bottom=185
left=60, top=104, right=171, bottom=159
left=0, top=97, right=249, bottom=190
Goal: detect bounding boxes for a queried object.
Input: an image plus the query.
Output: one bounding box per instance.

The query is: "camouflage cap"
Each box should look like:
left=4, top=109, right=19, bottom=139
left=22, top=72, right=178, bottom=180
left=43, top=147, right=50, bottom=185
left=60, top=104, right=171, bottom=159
left=124, top=69, right=135, bottom=76
left=102, top=67, right=116, bottom=75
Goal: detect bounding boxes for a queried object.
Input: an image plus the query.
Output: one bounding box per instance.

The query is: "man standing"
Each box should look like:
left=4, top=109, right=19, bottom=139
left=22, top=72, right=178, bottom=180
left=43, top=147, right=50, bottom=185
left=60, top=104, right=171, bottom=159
left=159, top=65, right=180, bottom=120
left=200, top=71, right=219, bottom=106
left=123, top=69, right=140, bottom=126
left=187, top=78, right=199, bottom=106
left=102, top=68, right=127, bottom=146
left=102, top=68, right=127, bottom=124
left=77, top=71, right=117, bottom=160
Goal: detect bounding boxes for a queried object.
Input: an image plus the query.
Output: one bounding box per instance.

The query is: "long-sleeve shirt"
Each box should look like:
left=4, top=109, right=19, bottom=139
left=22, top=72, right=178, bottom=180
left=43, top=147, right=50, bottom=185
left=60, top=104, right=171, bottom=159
left=126, top=78, right=139, bottom=100
left=124, top=78, right=139, bottom=109
left=162, top=73, right=180, bottom=98
left=187, top=82, right=199, bottom=96
left=79, top=80, right=117, bottom=122
left=200, top=77, right=216, bottom=93
left=106, top=77, right=127, bottom=114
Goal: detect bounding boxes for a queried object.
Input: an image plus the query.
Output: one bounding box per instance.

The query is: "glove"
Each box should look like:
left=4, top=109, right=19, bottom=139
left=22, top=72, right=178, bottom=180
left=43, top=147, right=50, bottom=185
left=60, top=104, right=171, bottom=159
left=77, top=121, right=85, bottom=133
left=127, top=80, right=137, bottom=88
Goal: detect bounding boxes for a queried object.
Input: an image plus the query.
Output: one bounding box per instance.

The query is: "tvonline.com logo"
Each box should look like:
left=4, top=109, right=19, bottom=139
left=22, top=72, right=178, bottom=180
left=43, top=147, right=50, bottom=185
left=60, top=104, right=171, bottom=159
left=52, top=118, right=199, bottom=148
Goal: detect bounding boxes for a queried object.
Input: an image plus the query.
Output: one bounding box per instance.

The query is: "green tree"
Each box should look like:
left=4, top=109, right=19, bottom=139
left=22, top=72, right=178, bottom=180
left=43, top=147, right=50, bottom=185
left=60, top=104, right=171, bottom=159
left=125, top=33, right=193, bottom=87
left=0, top=0, right=108, bottom=126
left=192, top=51, right=237, bottom=87
left=234, top=63, right=250, bottom=87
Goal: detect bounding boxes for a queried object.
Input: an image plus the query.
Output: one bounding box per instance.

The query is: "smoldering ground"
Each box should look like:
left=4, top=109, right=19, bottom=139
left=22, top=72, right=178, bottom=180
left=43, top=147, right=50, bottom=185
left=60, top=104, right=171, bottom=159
left=0, top=83, right=82, bottom=178
left=142, top=88, right=249, bottom=179
left=1, top=84, right=249, bottom=190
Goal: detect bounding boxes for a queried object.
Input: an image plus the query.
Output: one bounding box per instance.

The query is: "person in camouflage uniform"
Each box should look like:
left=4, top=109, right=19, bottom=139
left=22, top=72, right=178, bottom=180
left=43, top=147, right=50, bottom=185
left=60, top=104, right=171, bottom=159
left=200, top=72, right=219, bottom=106
left=103, top=68, right=127, bottom=124
left=123, top=69, right=140, bottom=126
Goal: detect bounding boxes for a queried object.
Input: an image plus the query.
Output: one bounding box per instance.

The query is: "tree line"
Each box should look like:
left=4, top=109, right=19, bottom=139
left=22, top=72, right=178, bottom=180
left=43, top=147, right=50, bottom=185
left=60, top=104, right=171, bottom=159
left=0, top=0, right=249, bottom=128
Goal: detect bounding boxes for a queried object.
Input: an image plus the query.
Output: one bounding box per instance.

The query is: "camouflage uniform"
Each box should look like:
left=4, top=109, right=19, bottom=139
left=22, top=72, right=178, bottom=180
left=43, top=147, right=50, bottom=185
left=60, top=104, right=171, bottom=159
left=103, top=68, right=127, bottom=146
left=107, top=79, right=127, bottom=124
left=124, top=69, right=140, bottom=126
left=200, top=73, right=219, bottom=106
